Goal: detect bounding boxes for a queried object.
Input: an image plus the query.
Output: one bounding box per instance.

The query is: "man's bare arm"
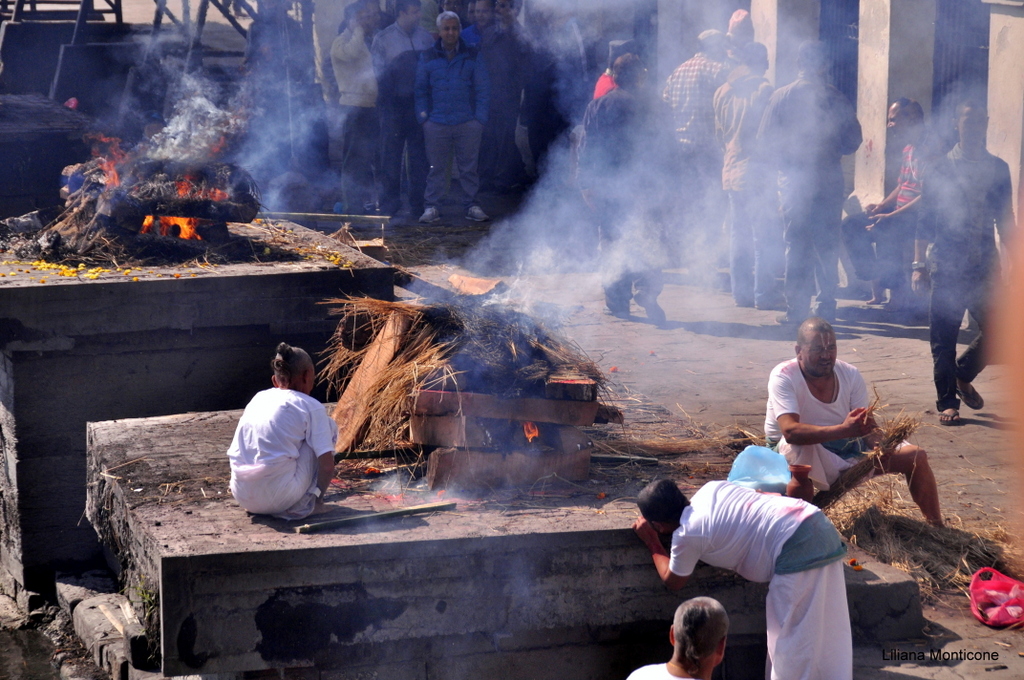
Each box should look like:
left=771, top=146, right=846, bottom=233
left=316, top=451, right=335, bottom=498
left=776, top=409, right=874, bottom=445
left=633, top=518, right=690, bottom=591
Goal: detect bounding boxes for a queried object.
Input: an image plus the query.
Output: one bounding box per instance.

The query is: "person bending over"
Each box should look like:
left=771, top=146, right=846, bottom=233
left=633, top=479, right=850, bottom=680
left=227, top=343, right=338, bottom=520
left=765, top=317, right=942, bottom=525
left=625, top=597, right=729, bottom=680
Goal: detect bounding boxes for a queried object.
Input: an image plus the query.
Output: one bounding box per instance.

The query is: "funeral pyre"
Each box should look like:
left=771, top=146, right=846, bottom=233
left=323, top=297, right=623, bottom=489
left=44, top=134, right=261, bottom=254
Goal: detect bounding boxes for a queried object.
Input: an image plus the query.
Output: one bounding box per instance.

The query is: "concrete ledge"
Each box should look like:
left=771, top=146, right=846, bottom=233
left=85, top=409, right=925, bottom=679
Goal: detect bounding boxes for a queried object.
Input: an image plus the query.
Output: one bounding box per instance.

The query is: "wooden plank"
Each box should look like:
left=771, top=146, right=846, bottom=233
left=426, top=447, right=591, bottom=490
left=408, top=415, right=510, bottom=448
left=591, top=453, right=659, bottom=466
left=332, top=313, right=412, bottom=452
left=410, top=390, right=600, bottom=426
left=294, top=502, right=457, bottom=533
left=258, top=211, right=391, bottom=224
left=447, top=274, right=507, bottom=296
left=545, top=372, right=598, bottom=401
left=595, top=403, right=625, bottom=424
left=394, top=269, right=456, bottom=301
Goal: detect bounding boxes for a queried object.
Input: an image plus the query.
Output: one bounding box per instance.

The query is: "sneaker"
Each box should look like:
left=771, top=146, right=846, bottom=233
left=418, top=207, right=440, bottom=223
left=466, top=205, right=490, bottom=222
left=776, top=313, right=801, bottom=325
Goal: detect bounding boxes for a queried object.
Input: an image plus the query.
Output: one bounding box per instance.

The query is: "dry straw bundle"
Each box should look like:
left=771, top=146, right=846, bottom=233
left=320, top=297, right=605, bottom=451
left=826, top=478, right=1012, bottom=597
left=812, top=407, right=920, bottom=511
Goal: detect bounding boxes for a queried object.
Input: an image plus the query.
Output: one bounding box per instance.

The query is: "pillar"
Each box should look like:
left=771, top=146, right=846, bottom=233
left=984, top=1, right=1024, bottom=219
left=751, top=0, right=821, bottom=89
left=853, top=0, right=937, bottom=205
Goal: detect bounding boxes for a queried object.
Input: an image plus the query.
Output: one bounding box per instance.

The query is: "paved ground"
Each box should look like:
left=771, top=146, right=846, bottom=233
left=407, top=225, right=1024, bottom=678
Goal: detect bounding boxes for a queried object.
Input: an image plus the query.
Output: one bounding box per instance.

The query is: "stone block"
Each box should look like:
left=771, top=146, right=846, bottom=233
left=73, top=594, right=127, bottom=667
left=845, top=548, right=925, bottom=641
left=56, top=569, right=118, bottom=616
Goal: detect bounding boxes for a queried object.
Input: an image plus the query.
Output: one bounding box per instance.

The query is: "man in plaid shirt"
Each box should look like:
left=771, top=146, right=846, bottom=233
left=662, top=30, right=730, bottom=272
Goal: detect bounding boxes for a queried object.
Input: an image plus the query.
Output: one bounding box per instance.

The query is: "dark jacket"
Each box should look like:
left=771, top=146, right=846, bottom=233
left=414, top=38, right=490, bottom=125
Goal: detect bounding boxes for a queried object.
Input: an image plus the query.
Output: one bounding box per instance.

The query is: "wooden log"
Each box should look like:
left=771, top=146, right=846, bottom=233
left=409, top=414, right=510, bottom=448
left=591, top=453, right=659, bottom=466
left=594, top=403, right=625, bottom=424
left=294, top=502, right=457, bottom=533
left=447, top=274, right=507, bottom=296
left=545, top=372, right=598, bottom=401
left=411, top=390, right=600, bottom=426
left=332, top=312, right=413, bottom=452
left=394, top=268, right=456, bottom=301
left=426, top=446, right=591, bottom=490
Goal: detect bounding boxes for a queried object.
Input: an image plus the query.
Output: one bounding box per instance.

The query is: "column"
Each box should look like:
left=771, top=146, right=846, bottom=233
left=751, top=0, right=821, bottom=89
left=853, top=0, right=937, bottom=205
left=985, top=1, right=1024, bottom=219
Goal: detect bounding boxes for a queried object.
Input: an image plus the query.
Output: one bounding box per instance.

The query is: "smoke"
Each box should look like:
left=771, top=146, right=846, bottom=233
left=148, top=73, right=245, bottom=163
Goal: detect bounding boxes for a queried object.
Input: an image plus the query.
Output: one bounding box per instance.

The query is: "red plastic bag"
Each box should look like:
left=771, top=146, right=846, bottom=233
left=969, top=567, right=1024, bottom=628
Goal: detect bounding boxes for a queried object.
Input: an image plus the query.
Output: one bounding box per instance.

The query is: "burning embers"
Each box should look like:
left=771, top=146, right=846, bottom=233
left=46, top=134, right=260, bottom=254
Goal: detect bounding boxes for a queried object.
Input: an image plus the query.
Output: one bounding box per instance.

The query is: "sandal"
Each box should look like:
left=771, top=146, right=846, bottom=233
left=957, top=383, right=985, bottom=410
left=939, top=408, right=961, bottom=426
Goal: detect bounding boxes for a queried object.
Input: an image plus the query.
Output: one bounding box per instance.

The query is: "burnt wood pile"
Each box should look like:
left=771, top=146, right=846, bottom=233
left=38, top=133, right=261, bottom=255
left=324, top=288, right=623, bottom=490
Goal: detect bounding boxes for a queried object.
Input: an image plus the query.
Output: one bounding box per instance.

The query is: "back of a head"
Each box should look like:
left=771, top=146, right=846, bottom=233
left=611, top=53, right=644, bottom=91
left=271, top=342, right=313, bottom=386
left=698, top=29, right=727, bottom=59
left=637, top=479, right=688, bottom=524
left=739, top=41, right=768, bottom=73
left=607, top=39, right=638, bottom=70
left=673, top=597, right=730, bottom=674
left=797, top=40, right=827, bottom=75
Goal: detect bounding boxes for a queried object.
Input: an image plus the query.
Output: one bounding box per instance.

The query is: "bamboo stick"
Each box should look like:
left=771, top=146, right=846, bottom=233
left=294, top=502, right=457, bottom=533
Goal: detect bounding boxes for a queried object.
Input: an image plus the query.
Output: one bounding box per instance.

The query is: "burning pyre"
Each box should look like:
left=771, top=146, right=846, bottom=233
left=43, top=134, right=261, bottom=256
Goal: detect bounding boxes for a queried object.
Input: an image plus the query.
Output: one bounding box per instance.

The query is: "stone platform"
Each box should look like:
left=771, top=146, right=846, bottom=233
left=86, top=409, right=925, bottom=680
left=0, top=222, right=393, bottom=600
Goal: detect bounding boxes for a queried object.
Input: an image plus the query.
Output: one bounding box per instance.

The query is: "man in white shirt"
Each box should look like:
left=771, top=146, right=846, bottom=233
left=227, top=343, right=338, bottom=520
left=625, top=597, right=728, bottom=680
left=633, top=479, right=850, bottom=680
left=765, top=317, right=942, bottom=525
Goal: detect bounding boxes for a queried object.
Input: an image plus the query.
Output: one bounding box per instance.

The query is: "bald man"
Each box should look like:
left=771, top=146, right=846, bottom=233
left=227, top=343, right=338, bottom=520
left=765, top=318, right=942, bottom=525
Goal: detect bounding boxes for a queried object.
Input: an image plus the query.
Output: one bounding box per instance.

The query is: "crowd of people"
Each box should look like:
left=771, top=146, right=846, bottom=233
left=325, top=0, right=588, bottom=223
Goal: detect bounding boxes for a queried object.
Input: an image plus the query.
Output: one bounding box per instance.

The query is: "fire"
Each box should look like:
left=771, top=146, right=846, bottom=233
left=176, top=176, right=229, bottom=201
left=141, top=215, right=203, bottom=240
left=523, top=421, right=539, bottom=443
left=87, top=133, right=127, bottom=188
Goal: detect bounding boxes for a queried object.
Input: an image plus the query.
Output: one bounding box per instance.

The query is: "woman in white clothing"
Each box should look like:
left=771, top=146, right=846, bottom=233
left=227, top=343, right=338, bottom=520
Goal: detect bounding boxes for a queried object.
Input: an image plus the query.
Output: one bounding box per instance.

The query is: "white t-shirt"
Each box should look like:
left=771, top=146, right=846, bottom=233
left=625, top=664, right=676, bottom=679
left=763, top=358, right=869, bottom=442
left=228, top=388, right=338, bottom=517
left=669, top=481, right=819, bottom=583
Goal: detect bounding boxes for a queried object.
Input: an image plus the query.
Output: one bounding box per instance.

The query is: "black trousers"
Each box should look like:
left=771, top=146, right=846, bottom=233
left=929, top=269, right=990, bottom=411
left=378, top=103, right=428, bottom=214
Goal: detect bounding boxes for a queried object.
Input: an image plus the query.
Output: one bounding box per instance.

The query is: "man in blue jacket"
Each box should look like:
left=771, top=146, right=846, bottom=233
left=415, top=10, right=490, bottom=223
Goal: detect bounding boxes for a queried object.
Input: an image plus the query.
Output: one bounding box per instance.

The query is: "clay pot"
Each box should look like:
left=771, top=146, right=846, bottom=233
left=786, top=464, right=814, bottom=503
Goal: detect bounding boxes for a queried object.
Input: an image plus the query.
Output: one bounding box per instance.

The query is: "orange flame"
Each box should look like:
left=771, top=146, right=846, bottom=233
left=141, top=215, right=203, bottom=240
left=523, top=421, right=539, bottom=443
left=176, top=176, right=229, bottom=201
left=87, top=133, right=127, bottom=188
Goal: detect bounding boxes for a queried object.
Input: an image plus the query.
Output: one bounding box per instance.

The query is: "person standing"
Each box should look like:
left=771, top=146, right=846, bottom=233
left=713, top=41, right=783, bottom=309
left=758, top=41, right=862, bottom=324
left=478, top=0, right=529, bottom=192
left=460, top=0, right=493, bottom=46
left=415, top=11, right=490, bottom=223
left=332, top=0, right=381, bottom=212
left=578, top=54, right=666, bottom=324
left=372, top=0, right=434, bottom=217
left=633, top=479, right=852, bottom=680
left=914, top=101, right=1015, bottom=425
left=662, top=30, right=730, bottom=271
